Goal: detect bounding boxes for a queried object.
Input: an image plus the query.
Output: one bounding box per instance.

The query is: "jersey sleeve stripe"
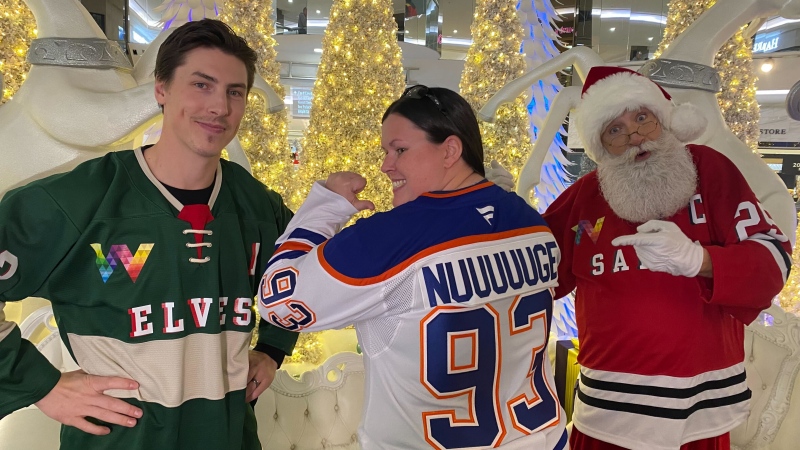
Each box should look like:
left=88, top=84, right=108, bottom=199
left=749, top=235, right=791, bottom=283
left=265, top=250, right=310, bottom=270
left=318, top=225, right=552, bottom=286
left=286, top=228, right=327, bottom=246
left=420, top=181, right=494, bottom=198
left=274, top=241, right=314, bottom=254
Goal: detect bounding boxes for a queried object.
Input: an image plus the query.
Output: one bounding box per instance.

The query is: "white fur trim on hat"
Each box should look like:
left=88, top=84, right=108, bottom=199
left=574, top=71, right=706, bottom=161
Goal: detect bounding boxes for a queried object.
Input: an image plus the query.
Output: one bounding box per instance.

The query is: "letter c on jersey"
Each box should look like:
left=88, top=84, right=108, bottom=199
left=0, top=250, right=18, bottom=280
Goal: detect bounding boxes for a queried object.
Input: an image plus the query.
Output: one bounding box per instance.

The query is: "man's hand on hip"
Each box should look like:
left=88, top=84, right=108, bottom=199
left=35, top=370, right=142, bottom=435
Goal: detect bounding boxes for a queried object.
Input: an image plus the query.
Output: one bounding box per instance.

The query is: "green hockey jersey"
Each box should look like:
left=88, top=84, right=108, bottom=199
left=0, top=148, right=298, bottom=450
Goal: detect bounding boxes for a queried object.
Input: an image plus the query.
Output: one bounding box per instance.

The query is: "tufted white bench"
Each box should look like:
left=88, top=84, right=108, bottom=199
left=5, top=303, right=800, bottom=450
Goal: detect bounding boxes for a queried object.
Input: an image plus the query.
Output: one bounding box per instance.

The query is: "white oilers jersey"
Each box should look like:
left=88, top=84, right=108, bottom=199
left=259, top=181, right=569, bottom=449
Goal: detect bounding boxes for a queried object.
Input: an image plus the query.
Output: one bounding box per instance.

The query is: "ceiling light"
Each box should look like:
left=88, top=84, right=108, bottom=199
left=453, top=30, right=458, bottom=34
left=648, top=37, right=653, bottom=41
left=313, top=48, right=323, bottom=53
left=316, top=10, right=321, bottom=13
left=760, top=58, right=774, bottom=73
left=609, top=27, right=616, bottom=32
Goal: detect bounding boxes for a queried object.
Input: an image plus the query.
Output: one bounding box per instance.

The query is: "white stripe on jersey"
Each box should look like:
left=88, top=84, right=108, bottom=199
left=749, top=233, right=791, bottom=283
left=573, top=363, right=750, bottom=450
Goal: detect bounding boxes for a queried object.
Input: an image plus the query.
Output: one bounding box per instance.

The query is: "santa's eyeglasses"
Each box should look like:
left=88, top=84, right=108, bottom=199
left=402, top=85, right=450, bottom=119
left=603, top=121, right=660, bottom=150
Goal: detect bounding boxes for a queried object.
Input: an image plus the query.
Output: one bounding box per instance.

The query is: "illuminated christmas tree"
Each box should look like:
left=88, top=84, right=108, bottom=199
left=298, top=0, right=404, bottom=213
left=459, top=0, right=534, bottom=180
left=0, top=0, right=36, bottom=104
left=656, top=0, right=760, bottom=150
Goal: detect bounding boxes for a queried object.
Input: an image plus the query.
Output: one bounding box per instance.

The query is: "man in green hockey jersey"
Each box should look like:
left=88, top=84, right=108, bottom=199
left=0, top=19, right=298, bottom=449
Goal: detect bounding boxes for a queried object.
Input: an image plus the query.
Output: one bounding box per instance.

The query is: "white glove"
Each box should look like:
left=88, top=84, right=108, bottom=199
left=611, top=220, right=704, bottom=277
left=486, top=160, right=515, bottom=192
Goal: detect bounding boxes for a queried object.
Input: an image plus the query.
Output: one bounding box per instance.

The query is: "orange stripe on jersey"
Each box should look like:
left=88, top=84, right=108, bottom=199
left=421, top=181, right=494, bottom=198
left=274, top=241, right=313, bottom=254
left=318, top=225, right=552, bottom=286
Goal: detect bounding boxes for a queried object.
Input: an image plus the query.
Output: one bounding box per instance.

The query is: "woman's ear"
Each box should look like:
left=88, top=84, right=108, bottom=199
left=442, top=135, right=464, bottom=169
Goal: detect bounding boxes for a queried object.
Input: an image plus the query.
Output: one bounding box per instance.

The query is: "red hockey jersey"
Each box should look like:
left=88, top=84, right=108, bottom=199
left=543, top=145, right=791, bottom=449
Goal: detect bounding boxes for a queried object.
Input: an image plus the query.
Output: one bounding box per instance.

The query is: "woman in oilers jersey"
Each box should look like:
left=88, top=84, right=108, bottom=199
left=258, top=86, right=568, bottom=449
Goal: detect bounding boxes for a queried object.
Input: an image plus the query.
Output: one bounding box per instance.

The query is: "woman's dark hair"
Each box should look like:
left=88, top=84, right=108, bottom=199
left=382, top=86, right=485, bottom=177
left=154, top=19, right=257, bottom=92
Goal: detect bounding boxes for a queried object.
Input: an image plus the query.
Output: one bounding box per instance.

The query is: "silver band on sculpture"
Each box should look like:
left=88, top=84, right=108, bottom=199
left=27, top=38, right=133, bottom=71
left=787, top=79, right=800, bottom=121
left=639, top=59, right=721, bottom=93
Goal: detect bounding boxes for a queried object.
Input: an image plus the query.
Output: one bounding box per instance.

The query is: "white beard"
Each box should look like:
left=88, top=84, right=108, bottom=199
left=596, top=131, right=698, bottom=223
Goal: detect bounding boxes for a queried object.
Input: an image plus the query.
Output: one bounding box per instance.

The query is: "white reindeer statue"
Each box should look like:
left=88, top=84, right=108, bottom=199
left=0, top=0, right=284, bottom=197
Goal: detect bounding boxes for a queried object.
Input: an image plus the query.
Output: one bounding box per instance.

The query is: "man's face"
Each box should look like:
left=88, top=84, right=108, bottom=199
left=155, top=47, right=248, bottom=159
left=596, top=126, right=698, bottom=224
left=600, top=108, right=662, bottom=159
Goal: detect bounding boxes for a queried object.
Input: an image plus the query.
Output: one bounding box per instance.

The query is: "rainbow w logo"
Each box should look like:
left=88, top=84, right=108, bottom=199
left=91, top=243, right=154, bottom=283
left=571, top=217, right=604, bottom=245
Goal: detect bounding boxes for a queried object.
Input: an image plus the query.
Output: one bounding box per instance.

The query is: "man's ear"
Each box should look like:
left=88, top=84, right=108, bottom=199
left=442, top=135, right=464, bottom=169
left=154, top=79, right=168, bottom=106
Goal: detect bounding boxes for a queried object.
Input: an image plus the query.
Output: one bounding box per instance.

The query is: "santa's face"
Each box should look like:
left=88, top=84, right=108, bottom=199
left=600, top=108, right=662, bottom=160
left=596, top=128, right=697, bottom=224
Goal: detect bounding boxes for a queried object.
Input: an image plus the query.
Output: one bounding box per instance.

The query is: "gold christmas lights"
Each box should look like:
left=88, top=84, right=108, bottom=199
left=298, top=0, right=404, bottom=214
left=220, top=1, right=295, bottom=201
left=656, top=0, right=759, bottom=151
left=0, top=0, right=36, bottom=104
left=459, top=0, right=534, bottom=181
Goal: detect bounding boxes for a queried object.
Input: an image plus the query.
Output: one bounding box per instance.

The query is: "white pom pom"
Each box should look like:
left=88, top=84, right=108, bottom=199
left=668, top=103, right=707, bottom=143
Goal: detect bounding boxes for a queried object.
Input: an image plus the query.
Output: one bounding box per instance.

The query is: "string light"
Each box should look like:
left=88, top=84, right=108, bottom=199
left=655, top=0, right=760, bottom=151
left=298, top=0, right=404, bottom=215
left=219, top=1, right=295, bottom=203
left=459, top=0, right=534, bottom=187
left=0, top=0, right=36, bottom=104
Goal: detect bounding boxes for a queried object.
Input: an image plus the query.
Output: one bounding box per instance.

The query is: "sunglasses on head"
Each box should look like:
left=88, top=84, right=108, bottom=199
left=402, top=85, right=450, bottom=118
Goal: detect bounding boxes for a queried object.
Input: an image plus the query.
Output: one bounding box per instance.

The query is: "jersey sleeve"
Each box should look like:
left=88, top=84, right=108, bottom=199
left=252, top=187, right=299, bottom=363
left=0, top=186, right=78, bottom=415
left=257, top=182, right=390, bottom=332
left=543, top=181, right=580, bottom=300
left=698, top=148, right=792, bottom=323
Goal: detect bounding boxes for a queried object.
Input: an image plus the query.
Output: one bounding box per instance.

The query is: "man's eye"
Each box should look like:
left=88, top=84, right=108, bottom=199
left=608, top=127, right=621, bottom=135
left=396, top=147, right=407, bottom=154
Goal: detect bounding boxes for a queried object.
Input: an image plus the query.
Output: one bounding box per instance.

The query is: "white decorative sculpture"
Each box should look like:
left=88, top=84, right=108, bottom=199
left=732, top=305, right=800, bottom=450
left=0, top=0, right=284, bottom=197
left=479, top=0, right=800, bottom=246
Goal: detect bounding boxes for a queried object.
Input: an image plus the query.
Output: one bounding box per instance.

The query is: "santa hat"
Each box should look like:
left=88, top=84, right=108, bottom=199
left=574, top=66, right=707, bottom=162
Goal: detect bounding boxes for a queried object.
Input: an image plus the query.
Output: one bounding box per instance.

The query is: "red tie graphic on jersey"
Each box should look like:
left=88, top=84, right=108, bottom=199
left=178, top=204, right=214, bottom=258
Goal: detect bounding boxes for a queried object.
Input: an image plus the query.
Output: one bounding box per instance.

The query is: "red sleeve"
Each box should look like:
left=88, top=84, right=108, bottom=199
left=543, top=179, right=583, bottom=299
left=694, top=146, right=792, bottom=324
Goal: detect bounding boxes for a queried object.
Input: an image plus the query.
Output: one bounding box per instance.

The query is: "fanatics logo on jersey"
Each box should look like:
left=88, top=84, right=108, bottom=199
left=572, top=217, right=604, bottom=244
left=476, top=205, right=495, bottom=225
left=0, top=250, right=19, bottom=280
left=91, top=243, right=154, bottom=283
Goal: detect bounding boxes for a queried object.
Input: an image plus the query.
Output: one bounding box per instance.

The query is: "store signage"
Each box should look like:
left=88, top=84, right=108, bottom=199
left=759, top=105, right=800, bottom=143
left=557, top=26, right=574, bottom=35
left=291, top=87, right=313, bottom=118
left=753, top=36, right=779, bottom=53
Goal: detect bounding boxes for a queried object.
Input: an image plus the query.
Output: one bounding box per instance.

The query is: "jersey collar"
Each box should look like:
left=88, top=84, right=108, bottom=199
left=134, top=147, right=223, bottom=211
